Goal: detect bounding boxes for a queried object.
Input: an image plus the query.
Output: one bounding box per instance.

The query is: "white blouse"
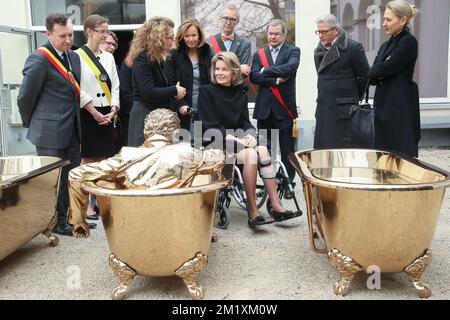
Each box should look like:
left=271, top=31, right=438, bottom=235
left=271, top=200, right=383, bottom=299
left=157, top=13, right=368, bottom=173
left=77, top=48, right=120, bottom=109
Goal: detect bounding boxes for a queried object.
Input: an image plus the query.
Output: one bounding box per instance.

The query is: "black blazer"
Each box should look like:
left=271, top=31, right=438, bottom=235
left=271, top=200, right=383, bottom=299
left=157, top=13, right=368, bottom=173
left=250, top=43, right=300, bottom=121
left=368, top=28, right=420, bottom=157
left=166, top=43, right=212, bottom=111
left=132, top=52, right=177, bottom=110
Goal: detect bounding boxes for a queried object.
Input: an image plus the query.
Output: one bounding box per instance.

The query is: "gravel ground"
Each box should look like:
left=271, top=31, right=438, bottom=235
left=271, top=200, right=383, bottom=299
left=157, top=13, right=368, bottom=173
left=0, top=148, right=449, bottom=300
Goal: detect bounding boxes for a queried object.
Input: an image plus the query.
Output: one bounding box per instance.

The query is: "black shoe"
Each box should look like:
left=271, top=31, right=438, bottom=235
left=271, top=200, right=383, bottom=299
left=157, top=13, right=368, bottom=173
left=86, top=213, right=99, bottom=220
left=52, top=223, right=73, bottom=236
left=248, top=215, right=266, bottom=227
left=272, top=210, right=302, bottom=222
left=88, top=223, right=97, bottom=229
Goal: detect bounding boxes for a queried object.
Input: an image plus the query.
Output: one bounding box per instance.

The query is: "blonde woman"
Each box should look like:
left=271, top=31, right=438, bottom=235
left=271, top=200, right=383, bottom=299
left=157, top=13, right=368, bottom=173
left=167, top=19, right=212, bottom=130
left=368, top=0, right=419, bottom=157
left=197, top=52, right=297, bottom=227
left=127, top=16, right=186, bottom=146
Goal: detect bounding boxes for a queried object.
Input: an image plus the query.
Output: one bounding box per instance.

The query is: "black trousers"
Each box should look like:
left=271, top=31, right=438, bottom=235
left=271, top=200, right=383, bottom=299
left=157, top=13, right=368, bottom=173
left=257, top=116, right=296, bottom=181
left=36, top=127, right=81, bottom=225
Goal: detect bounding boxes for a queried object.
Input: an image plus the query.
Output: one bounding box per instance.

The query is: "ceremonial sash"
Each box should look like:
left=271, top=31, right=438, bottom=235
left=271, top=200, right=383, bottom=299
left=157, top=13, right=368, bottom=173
left=258, top=48, right=298, bottom=138
left=36, top=47, right=80, bottom=100
left=77, top=46, right=112, bottom=105
left=210, top=35, right=258, bottom=96
left=210, top=35, right=222, bottom=55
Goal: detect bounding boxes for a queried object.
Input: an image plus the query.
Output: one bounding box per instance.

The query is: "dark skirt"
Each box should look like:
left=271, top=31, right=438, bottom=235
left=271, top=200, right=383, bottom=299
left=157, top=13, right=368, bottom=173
left=80, top=106, right=115, bottom=158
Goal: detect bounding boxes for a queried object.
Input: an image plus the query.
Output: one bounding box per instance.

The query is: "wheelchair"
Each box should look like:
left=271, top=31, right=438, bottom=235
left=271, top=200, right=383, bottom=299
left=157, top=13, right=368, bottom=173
left=215, top=159, right=302, bottom=229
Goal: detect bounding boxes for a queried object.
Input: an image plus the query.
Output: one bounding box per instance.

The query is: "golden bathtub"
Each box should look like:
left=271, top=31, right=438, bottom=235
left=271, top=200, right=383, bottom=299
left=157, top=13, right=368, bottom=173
left=81, top=169, right=230, bottom=300
left=0, top=156, right=67, bottom=261
left=290, top=149, right=450, bottom=298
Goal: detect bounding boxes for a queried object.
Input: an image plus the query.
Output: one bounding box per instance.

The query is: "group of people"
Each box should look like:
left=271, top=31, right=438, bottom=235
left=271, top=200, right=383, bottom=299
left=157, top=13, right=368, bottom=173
left=314, top=0, right=420, bottom=158
left=17, top=0, right=420, bottom=236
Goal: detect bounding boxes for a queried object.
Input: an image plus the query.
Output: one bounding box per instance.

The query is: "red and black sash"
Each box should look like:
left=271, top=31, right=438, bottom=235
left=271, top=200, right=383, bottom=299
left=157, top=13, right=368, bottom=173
left=36, top=47, right=80, bottom=100
left=258, top=48, right=298, bottom=138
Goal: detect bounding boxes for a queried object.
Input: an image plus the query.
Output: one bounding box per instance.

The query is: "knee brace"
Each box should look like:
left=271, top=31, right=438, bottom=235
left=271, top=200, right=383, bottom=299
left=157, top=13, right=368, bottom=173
left=258, top=157, right=276, bottom=179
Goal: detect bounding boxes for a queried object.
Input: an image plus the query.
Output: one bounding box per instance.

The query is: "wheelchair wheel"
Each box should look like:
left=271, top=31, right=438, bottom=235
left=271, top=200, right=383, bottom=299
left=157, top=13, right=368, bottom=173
left=215, top=206, right=230, bottom=229
left=232, top=183, right=267, bottom=210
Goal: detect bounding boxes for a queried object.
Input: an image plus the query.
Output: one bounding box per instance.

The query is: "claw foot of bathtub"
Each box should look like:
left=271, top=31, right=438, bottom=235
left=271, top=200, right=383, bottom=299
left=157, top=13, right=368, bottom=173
left=175, top=252, right=208, bottom=300
left=328, top=249, right=363, bottom=296
left=211, top=233, right=219, bottom=243
left=405, top=250, right=432, bottom=299
left=43, top=215, right=59, bottom=247
left=108, top=253, right=137, bottom=300
left=44, top=233, right=59, bottom=247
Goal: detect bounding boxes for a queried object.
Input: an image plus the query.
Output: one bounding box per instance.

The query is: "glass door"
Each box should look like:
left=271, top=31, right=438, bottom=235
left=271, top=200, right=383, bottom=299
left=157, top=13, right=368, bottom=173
left=0, top=26, right=36, bottom=156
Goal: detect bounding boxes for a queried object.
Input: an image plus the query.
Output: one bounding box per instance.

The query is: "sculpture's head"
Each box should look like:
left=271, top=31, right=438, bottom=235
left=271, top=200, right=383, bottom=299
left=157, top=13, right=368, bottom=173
left=143, top=108, right=181, bottom=141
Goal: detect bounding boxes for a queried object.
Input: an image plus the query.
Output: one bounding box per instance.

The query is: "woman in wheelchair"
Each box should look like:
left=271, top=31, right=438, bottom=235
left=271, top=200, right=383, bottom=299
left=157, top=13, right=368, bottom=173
left=197, top=52, right=297, bottom=227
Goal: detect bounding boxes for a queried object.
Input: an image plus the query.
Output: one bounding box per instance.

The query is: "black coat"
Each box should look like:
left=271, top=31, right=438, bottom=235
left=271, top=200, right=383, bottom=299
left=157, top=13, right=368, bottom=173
left=132, top=52, right=177, bottom=110
left=119, top=60, right=133, bottom=116
left=250, top=43, right=300, bottom=121
left=197, top=84, right=255, bottom=148
left=368, top=29, right=420, bottom=157
left=166, top=43, right=212, bottom=129
left=313, top=30, right=369, bottom=148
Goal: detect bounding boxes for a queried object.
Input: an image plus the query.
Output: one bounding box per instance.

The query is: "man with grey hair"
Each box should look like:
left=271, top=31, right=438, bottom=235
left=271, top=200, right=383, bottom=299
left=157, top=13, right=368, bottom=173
left=209, top=3, right=251, bottom=77
left=250, top=18, right=300, bottom=198
left=313, top=14, right=369, bottom=148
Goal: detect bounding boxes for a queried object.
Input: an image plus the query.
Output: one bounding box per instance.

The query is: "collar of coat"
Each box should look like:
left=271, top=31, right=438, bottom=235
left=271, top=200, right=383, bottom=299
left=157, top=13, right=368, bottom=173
left=315, top=28, right=348, bottom=74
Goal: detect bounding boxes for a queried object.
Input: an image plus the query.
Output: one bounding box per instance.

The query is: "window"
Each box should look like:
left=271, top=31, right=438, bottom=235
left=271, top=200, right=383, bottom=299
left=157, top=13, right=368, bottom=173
left=333, top=0, right=450, bottom=99
left=30, top=0, right=146, bottom=26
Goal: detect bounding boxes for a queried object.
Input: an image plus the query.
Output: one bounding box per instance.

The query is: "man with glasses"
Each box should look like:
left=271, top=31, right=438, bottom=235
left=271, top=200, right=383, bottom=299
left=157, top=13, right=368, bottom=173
left=313, top=14, right=369, bottom=149
left=209, top=4, right=251, bottom=77
left=250, top=19, right=300, bottom=199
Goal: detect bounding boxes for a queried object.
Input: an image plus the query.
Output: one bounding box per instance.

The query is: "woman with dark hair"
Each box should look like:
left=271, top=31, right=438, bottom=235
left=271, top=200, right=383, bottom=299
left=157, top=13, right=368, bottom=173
left=167, top=19, right=212, bottom=131
left=368, top=0, right=420, bottom=157
left=127, top=16, right=186, bottom=147
left=198, top=52, right=298, bottom=227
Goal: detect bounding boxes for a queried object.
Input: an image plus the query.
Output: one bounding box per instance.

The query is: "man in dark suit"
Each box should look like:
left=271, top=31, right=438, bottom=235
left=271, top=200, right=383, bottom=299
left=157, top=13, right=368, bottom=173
left=209, top=3, right=251, bottom=77
left=250, top=19, right=300, bottom=197
left=314, top=14, right=369, bottom=149
left=17, top=13, right=95, bottom=236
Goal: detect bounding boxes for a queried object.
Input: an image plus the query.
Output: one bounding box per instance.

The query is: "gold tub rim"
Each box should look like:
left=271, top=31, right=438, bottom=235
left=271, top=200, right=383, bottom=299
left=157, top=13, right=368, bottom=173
left=290, top=148, right=450, bottom=191
left=1, top=155, right=68, bottom=189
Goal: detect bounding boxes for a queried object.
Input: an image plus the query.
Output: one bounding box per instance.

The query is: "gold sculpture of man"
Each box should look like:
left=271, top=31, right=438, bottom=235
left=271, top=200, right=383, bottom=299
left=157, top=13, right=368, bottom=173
left=68, top=108, right=225, bottom=237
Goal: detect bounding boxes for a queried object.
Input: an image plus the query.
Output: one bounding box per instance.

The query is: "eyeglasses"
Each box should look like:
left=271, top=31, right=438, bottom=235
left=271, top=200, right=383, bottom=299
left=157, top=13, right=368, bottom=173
left=315, top=29, right=332, bottom=35
left=105, top=41, right=117, bottom=48
left=221, top=16, right=238, bottom=23
left=93, top=29, right=108, bottom=34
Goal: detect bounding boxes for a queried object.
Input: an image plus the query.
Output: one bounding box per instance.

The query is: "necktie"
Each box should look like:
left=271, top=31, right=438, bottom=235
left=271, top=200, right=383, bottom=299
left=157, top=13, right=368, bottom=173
left=61, top=52, right=71, bottom=71
left=271, top=47, right=279, bottom=63
left=221, top=34, right=235, bottom=42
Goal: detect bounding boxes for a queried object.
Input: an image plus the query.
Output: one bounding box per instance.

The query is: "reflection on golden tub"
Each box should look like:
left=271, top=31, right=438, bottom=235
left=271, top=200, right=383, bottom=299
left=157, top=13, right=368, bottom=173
left=81, top=172, right=229, bottom=300
left=0, top=156, right=67, bottom=261
left=290, top=149, right=450, bottom=298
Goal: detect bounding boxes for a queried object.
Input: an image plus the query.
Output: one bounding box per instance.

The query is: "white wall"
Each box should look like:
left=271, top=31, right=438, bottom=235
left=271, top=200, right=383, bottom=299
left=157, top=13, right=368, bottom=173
left=0, top=0, right=30, bottom=28
left=147, top=0, right=181, bottom=26
left=296, top=0, right=330, bottom=121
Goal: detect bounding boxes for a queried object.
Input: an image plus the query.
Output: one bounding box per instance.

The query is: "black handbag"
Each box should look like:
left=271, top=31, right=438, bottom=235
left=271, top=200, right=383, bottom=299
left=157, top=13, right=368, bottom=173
left=347, top=83, right=375, bottom=148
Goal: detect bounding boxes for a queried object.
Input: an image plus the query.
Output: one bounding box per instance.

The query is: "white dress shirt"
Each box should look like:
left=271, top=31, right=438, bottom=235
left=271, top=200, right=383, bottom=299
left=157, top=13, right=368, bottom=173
left=77, top=48, right=120, bottom=109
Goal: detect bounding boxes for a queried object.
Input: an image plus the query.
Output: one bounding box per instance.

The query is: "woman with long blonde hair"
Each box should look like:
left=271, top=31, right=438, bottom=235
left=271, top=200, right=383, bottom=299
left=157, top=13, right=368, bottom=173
left=127, top=16, right=186, bottom=146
